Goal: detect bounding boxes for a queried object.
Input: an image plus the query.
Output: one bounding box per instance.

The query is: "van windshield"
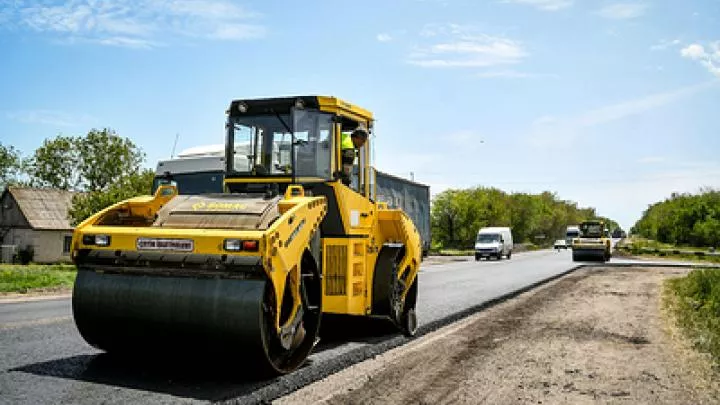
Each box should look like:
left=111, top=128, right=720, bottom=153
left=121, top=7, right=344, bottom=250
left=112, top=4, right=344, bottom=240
left=477, top=234, right=500, bottom=243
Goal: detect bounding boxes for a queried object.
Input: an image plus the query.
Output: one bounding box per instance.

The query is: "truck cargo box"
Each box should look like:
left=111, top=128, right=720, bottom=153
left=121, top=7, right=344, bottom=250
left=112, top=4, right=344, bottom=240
left=374, top=170, right=431, bottom=256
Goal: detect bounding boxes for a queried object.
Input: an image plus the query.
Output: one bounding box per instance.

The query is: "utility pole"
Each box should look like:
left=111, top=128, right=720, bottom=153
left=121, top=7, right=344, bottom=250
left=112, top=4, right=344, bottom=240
left=170, top=133, right=179, bottom=158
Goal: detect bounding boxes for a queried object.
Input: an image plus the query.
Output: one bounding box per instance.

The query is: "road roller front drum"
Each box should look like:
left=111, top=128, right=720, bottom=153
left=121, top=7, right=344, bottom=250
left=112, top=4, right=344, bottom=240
left=72, top=257, right=322, bottom=377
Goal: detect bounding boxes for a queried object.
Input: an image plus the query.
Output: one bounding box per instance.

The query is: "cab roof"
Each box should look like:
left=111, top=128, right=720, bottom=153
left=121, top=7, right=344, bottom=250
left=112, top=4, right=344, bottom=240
left=227, top=96, right=373, bottom=124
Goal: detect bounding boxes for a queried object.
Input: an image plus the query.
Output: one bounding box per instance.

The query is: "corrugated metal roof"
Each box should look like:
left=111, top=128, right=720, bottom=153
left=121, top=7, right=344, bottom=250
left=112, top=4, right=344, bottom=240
left=8, top=187, right=77, bottom=230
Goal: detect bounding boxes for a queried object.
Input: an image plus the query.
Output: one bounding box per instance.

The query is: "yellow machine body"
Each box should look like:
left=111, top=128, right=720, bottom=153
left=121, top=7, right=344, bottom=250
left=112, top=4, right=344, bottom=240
left=572, top=219, right=612, bottom=262
left=70, top=96, right=422, bottom=376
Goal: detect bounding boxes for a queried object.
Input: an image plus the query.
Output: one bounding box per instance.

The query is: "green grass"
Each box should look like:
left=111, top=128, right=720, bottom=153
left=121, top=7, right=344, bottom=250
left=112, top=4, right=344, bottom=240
left=616, top=237, right=720, bottom=263
left=616, top=250, right=720, bottom=264
left=619, top=237, right=712, bottom=252
left=430, top=249, right=475, bottom=256
left=0, top=264, right=77, bottom=293
left=429, top=242, right=542, bottom=256
left=665, top=268, right=720, bottom=369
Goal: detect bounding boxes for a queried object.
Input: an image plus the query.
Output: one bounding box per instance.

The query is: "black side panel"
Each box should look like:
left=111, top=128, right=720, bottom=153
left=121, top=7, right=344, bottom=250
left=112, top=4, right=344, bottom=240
left=304, top=183, right=345, bottom=236
left=229, top=96, right=320, bottom=117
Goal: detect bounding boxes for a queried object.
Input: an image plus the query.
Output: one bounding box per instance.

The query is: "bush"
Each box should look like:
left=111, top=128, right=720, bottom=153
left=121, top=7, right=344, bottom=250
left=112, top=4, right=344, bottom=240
left=666, top=269, right=720, bottom=369
left=633, top=189, right=720, bottom=248
left=14, top=246, right=34, bottom=265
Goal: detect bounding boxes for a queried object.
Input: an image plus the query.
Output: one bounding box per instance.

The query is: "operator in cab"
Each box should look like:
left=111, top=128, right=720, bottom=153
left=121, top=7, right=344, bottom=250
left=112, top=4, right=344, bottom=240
left=340, top=123, right=369, bottom=186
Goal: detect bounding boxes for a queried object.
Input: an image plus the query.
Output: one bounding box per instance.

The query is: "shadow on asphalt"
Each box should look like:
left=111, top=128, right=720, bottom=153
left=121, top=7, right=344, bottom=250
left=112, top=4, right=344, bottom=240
left=11, top=320, right=400, bottom=401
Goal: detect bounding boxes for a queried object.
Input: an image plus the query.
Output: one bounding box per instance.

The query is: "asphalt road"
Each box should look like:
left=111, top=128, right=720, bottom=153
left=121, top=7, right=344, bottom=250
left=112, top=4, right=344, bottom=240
left=0, top=247, right=666, bottom=404
left=0, top=297, right=71, bottom=327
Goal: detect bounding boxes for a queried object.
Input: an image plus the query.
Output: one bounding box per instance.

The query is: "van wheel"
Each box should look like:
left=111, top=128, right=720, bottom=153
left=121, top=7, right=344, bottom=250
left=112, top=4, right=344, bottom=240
left=475, top=255, right=480, bottom=261
left=496, top=252, right=502, bottom=260
left=507, top=250, right=512, bottom=259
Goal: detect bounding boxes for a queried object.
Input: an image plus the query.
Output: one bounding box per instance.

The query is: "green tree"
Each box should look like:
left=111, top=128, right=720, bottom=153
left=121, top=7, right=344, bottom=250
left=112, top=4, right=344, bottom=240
left=68, top=169, right=155, bottom=225
left=508, top=193, right=540, bottom=243
left=24, top=129, right=151, bottom=225
left=77, top=128, right=145, bottom=191
left=430, top=186, right=618, bottom=249
left=27, top=129, right=145, bottom=192
left=26, top=136, right=79, bottom=190
left=431, top=189, right=463, bottom=248
left=632, top=189, right=720, bottom=247
left=0, top=142, right=24, bottom=188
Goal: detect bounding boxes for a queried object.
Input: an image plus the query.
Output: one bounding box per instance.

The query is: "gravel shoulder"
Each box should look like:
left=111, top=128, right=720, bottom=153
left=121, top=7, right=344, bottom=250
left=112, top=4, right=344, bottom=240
left=277, top=266, right=720, bottom=405
left=0, top=290, right=72, bottom=303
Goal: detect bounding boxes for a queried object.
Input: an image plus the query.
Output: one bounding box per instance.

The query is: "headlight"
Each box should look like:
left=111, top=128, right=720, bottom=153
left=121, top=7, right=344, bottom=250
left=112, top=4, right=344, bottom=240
left=95, top=235, right=111, bottom=246
left=224, top=239, right=243, bottom=251
left=223, top=239, right=259, bottom=252
left=81, top=234, right=111, bottom=246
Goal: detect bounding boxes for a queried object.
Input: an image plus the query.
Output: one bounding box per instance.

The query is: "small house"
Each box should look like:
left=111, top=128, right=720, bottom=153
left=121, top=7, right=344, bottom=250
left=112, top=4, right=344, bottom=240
left=0, top=187, right=76, bottom=263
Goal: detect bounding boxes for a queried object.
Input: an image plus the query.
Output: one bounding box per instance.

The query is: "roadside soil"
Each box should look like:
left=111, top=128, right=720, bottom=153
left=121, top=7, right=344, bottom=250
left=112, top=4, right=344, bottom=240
left=422, top=246, right=540, bottom=267
left=0, top=287, right=71, bottom=302
left=278, top=267, right=720, bottom=405
left=422, top=255, right=472, bottom=266
left=613, top=250, right=720, bottom=265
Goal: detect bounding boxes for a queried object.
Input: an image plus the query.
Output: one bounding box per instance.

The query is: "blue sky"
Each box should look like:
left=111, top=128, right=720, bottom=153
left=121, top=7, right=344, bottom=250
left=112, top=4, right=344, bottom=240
left=1, top=0, right=719, bottom=230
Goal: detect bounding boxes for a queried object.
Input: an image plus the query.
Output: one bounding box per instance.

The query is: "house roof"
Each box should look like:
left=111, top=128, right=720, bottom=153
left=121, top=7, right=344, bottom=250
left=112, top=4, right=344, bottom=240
left=5, top=187, right=77, bottom=230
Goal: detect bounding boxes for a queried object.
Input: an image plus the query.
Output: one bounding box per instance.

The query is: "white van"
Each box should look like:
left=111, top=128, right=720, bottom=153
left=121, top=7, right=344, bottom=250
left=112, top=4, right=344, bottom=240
left=565, top=225, right=580, bottom=245
left=475, top=227, right=513, bottom=261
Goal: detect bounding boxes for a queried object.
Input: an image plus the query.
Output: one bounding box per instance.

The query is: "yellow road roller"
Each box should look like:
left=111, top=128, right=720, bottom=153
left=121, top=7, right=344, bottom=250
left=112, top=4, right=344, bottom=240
left=571, top=219, right=612, bottom=262
left=70, top=96, right=422, bottom=376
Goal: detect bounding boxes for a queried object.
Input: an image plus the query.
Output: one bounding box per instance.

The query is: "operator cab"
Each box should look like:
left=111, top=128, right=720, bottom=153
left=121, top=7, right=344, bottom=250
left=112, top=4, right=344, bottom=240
left=579, top=221, right=604, bottom=238
left=224, top=96, right=373, bottom=198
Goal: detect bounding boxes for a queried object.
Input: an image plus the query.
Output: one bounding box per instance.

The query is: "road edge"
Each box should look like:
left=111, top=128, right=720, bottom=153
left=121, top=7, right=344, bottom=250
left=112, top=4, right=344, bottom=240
left=224, top=263, right=587, bottom=404
left=0, top=292, right=72, bottom=304
left=229, top=261, right=720, bottom=404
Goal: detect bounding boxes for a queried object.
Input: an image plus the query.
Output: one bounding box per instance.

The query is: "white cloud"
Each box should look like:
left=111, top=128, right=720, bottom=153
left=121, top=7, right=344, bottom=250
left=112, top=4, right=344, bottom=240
left=637, top=156, right=665, bottom=164
left=681, top=44, right=706, bottom=59
left=681, top=42, right=720, bottom=78
left=532, top=115, right=558, bottom=126
left=2, top=0, right=265, bottom=48
left=575, top=82, right=712, bottom=127
left=650, top=38, right=680, bottom=51
left=376, top=33, right=393, bottom=42
left=96, top=36, right=159, bottom=49
left=501, top=0, right=574, bottom=11
left=596, top=3, right=648, bottom=19
left=475, top=70, right=559, bottom=79
left=209, top=24, right=266, bottom=40
left=528, top=81, right=716, bottom=146
left=6, top=109, right=97, bottom=127
left=408, top=24, right=527, bottom=68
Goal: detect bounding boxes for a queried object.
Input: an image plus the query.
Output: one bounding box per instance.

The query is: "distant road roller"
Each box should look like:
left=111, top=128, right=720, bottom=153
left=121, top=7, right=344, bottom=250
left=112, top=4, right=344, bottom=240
left=71, top=96, right=422, bottom=376
left=571, top=219, right=612, bottom=262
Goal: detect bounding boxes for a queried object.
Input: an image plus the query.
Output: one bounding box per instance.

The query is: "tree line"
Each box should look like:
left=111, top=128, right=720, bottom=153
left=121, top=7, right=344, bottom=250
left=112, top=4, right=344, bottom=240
left=631, top=189, right=720, bottom=248
left=431, top=187, right=620, bottom=249
left=0, top=130, right=154, bottom=225
left=4, top=132, right=623, bottom=243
